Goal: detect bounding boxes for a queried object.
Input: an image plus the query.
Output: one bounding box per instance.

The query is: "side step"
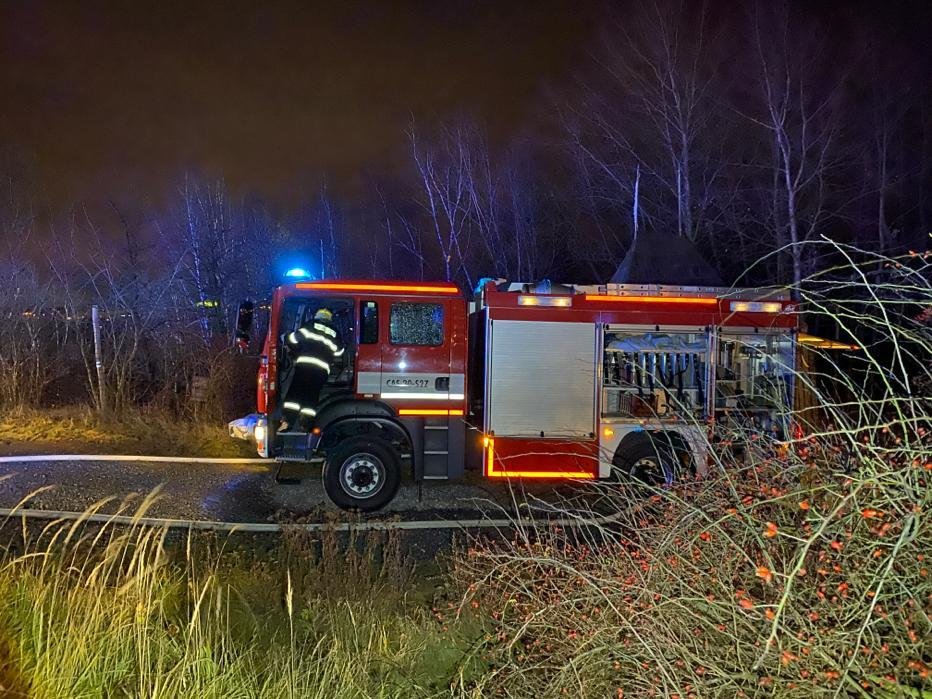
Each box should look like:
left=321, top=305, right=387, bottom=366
left=277, top=432, right=312, bottom=461
left=275, top=432, right=314, bottom=483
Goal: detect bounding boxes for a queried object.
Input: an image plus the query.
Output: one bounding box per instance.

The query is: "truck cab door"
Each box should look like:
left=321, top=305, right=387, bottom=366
left=378, top=298, right=462, bottom=403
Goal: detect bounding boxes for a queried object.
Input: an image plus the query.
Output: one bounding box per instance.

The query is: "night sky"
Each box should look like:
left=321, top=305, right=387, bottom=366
left=1, top=0, right=596, bottom=210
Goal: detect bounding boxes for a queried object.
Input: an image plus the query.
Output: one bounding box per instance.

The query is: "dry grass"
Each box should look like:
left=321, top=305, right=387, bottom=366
left=0, top=406, right=254, bottom=457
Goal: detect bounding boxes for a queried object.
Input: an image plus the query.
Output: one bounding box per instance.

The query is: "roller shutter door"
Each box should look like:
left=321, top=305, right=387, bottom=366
left=487, top=320, right=597, bottom=437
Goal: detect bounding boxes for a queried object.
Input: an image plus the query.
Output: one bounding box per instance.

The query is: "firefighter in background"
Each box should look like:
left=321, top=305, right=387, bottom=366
left=280, top=308, right=345, bottom=431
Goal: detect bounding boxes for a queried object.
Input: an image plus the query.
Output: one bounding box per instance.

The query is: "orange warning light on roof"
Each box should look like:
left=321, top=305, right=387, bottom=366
left=296, top=282, right=460, bottom=294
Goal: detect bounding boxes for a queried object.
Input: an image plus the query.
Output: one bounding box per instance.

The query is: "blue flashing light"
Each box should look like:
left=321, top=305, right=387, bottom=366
left=474, top=277, right=496, bottom=294
left=284, top=268, right=311, bottom=280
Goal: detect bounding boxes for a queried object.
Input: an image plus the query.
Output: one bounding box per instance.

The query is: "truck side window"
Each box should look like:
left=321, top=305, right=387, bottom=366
left=390, top=303, right=444, bottom=346
left=360, top=301, right=379, bottom=344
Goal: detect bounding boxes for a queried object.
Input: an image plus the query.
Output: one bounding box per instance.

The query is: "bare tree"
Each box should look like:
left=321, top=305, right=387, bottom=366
left=0, top=173, right=74, bottom=408
left=409, top=123, right=474, bottom=286
left=568, top=0, right=722, bottom=246
left=313, top=181, right=341, bottom=279
left=561, top=116, right=633, bottom=277
left=44, top=209, right=190, bottom=414
left=466, top=137, right=557, bottom=281
left=378, top=185, right=427, bottom=280
left=748, top=2, right=846, bottom=292
left=178, top=174, right=235, bottom=340
left=857, top=41, right=916, bottom=257
left=0, top=254, right=71, bottom=408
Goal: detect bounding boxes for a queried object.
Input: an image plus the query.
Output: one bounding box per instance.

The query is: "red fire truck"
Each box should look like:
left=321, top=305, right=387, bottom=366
left=235, top=278, right=797, bottom=510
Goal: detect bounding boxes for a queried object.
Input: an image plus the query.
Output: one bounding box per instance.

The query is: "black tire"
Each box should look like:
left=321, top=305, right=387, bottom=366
left=323, top=437, right=401, bottom=511
left=611, top=435, right=680, bottom=488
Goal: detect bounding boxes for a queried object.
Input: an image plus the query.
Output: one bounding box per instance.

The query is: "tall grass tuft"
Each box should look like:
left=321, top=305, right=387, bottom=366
left=0, top=497, right=486, bottom=698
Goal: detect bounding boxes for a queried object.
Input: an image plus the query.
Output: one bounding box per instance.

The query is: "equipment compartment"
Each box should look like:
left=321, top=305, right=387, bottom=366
left=601, top=329, right=711, bottom=419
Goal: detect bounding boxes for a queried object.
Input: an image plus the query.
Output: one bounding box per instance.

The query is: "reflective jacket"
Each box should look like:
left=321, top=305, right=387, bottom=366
left=285, top=320, right=345, bottom=374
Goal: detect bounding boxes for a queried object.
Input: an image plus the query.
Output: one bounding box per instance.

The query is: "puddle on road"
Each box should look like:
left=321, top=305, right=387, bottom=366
left=200, top=473, right=280, bottom=523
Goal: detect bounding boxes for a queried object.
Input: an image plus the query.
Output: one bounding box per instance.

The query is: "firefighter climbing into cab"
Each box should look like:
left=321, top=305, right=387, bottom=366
left=279, top=307, right=345, bottom=432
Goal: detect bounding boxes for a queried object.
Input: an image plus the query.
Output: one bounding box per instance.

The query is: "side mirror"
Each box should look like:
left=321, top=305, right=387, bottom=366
left=234, top=300, right=255, bottom=351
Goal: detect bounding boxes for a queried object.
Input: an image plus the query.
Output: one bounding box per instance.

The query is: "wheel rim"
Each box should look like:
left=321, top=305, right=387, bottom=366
left=629, top=456, right=674, bottom=487
left=339, top=453, right=386, bottom=499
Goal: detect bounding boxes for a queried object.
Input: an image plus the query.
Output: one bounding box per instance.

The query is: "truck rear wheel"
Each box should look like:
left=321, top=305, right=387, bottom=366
left=323, top=437, right=401, bottom=511
left=612, top=435, right=679, bottom=488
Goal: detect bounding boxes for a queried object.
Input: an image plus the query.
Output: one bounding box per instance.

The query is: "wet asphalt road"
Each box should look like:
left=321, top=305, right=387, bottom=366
left=0, top=457, right=588, bottom=524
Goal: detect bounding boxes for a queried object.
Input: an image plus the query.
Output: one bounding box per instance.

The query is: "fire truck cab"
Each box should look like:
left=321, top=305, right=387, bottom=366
left=251, top=280, right=469, bottom=510
left=243, top=278, right=797, bottom=511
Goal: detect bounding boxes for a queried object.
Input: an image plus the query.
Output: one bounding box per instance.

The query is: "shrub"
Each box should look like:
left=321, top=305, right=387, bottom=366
left=453, top=442, right=930, bottom=697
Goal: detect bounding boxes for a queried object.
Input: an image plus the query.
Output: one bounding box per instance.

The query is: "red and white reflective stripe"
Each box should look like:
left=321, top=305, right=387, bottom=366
left=380, top=392, right=465, bottom=401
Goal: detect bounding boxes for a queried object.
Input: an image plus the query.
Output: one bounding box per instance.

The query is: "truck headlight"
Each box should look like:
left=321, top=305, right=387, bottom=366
left=254, top=419, right=269, bottom=458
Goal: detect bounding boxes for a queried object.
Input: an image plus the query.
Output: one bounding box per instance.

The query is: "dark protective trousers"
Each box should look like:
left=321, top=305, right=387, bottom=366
left=281, top=365, right=328, bottom=430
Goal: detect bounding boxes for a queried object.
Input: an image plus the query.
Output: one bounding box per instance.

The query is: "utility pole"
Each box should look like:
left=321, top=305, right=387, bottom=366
left=91, top=305, right=107, bottom=412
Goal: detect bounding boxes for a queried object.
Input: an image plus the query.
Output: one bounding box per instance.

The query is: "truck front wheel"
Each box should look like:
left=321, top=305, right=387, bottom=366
left=323, top=437, right=401, bottom=511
